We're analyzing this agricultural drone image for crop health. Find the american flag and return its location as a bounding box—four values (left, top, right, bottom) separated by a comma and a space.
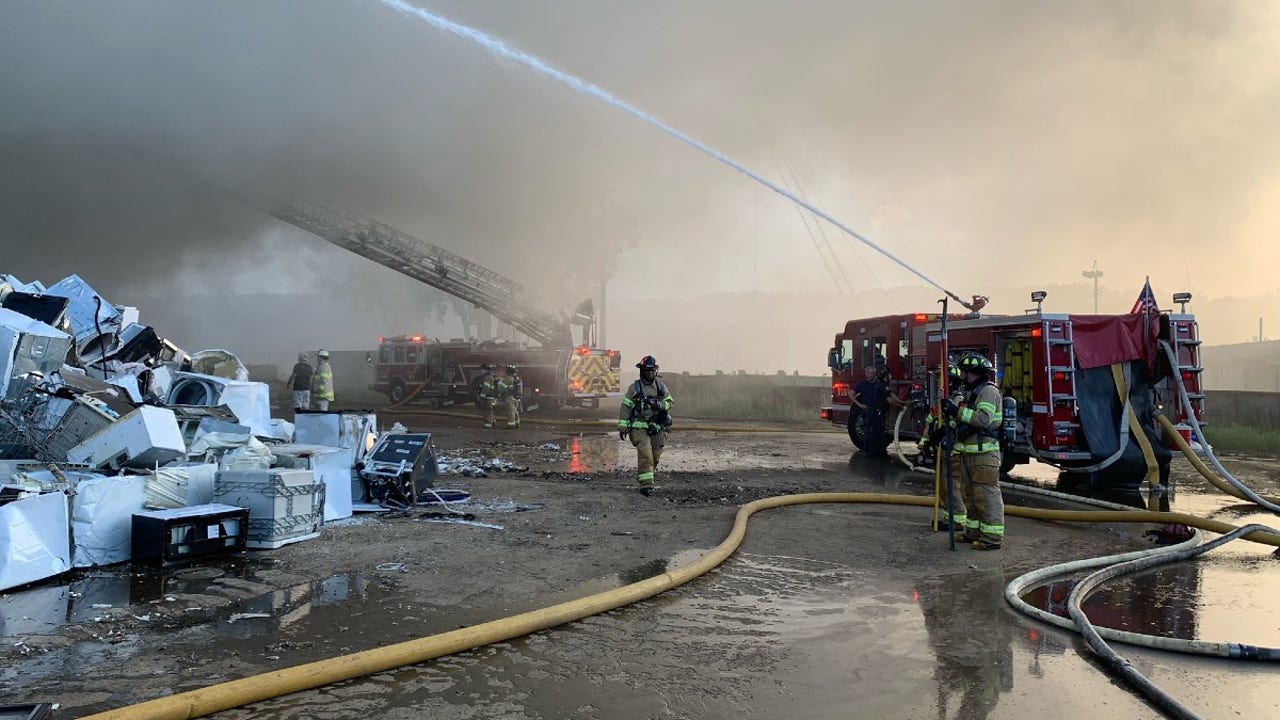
1130, 277, 1159, 314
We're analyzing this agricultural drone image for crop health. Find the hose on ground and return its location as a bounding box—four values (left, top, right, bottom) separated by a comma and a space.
81, 493, 1280, 720
1066, 522, 1280, 720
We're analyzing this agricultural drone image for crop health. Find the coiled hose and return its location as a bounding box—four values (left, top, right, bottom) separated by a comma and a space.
1066, 523, 1280, 720
78, 494, 1280, 720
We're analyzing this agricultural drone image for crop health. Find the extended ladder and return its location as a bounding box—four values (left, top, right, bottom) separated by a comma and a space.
270, 199, 578, 348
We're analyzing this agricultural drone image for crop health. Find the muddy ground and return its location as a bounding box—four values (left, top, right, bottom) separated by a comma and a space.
2, 409, 1278, 718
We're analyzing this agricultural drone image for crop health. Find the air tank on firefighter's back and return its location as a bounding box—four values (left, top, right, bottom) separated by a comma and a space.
1002, 396, 1018, 444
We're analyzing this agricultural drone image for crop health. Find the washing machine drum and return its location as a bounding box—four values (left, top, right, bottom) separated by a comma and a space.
167, 376, 224, 406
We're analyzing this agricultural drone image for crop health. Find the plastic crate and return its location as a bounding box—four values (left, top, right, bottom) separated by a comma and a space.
0, 704, 54, 720
131, 504, 249, 565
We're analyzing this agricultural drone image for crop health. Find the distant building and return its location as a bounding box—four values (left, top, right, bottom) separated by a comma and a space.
1202, 341, 1280, 391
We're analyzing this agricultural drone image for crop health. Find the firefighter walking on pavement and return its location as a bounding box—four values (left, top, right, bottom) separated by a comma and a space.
477, 365, 498, 428
500, 364, 523, 428
941, 352, 1005, 550
619, 355, 673, 494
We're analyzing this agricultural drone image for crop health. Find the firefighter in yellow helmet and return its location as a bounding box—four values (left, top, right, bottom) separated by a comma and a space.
312, 349, 335, 411
941, 353, 1004, 549
618, 355, 673, 495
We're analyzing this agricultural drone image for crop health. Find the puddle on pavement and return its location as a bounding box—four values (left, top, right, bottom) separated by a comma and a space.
557, 432, 836, 475
209, 550, 1185, 719
0, 555, 383, 641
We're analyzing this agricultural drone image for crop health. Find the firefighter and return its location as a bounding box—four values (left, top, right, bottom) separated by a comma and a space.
312, 349, 335, 412
499, 364, 523, 428
851, 366, 888, 458
919, 363, 966, 531
476, 364, 498, 428
285, 352, 313, 412
941, 353, 1005, 550
916, 363, 963, 467
618, 355, 673, 494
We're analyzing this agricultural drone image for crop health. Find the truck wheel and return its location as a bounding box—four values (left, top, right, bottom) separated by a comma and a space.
389, 380, 407, 404
847, 408, 865, 449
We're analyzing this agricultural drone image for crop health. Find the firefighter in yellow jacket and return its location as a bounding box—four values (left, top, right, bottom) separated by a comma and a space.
618, 355, 673, 494
941, 353, 1004, 550
312, 349, 335, 411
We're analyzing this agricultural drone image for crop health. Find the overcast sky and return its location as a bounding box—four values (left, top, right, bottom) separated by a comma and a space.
2, 1, 1277, 369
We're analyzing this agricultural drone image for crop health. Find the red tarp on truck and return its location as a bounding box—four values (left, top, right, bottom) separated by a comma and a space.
1069, 314, 1159, 370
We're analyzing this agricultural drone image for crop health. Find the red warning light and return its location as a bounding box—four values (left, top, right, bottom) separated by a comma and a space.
914, 313, 928, 323
411, 335, 423, 342
1031, 328, 1043, 338
1053, 372, 1066, 381
378, 336, 384, 343
1181, 371, 1193, 381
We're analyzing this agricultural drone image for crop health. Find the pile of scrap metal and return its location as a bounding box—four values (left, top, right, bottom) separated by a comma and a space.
0, 273, 396, 593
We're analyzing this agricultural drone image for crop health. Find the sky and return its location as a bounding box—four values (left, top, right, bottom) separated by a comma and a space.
1, 1, 1277, 372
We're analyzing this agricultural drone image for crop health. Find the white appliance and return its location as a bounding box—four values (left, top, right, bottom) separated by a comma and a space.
66, 405, 186, 470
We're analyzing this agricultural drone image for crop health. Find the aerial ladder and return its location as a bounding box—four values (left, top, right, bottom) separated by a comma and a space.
269, 199, 594, 349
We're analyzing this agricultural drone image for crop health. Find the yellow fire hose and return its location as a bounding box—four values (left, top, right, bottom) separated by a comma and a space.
1157, 413, 1280, 506
81, 492, 1280, 720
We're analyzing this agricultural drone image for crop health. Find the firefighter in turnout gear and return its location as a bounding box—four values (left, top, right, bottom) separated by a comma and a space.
941, 353, 1005, 550
477, 365, 498, 428
312, 349, 335, 411
619, 355, 673, 493
499, 364, 523, 428
917, 363, 963, 468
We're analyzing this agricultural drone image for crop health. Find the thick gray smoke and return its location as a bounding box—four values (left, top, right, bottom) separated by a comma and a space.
2, 1, 1276, 369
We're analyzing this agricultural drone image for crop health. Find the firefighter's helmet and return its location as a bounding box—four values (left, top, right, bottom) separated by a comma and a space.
957, 353, 993, 375
948, 363, 962, 382
317, 349, 330, 359
298, 352, 309, 362
636, 355, 659, 371
505, 364, 517, 374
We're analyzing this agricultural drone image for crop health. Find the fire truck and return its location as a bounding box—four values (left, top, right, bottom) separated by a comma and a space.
269, 199, 623, 410
821, 294, 1204, 487
373, 336, 621, 408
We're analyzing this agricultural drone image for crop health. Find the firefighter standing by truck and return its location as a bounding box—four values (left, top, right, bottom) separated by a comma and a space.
619, 356, 673, 494
499, 364, 523, 428
941, 353, 1005, 550
477, 365, 498, 428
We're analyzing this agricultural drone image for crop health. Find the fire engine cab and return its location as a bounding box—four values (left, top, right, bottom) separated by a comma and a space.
822, 294, 1204, 489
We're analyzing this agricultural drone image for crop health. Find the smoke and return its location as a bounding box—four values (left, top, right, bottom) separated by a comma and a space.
2, 1, 1277, 367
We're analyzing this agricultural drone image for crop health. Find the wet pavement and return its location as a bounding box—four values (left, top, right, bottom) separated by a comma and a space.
2, 428, 1277, 718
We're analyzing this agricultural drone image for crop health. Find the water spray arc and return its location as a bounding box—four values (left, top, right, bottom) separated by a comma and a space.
376, 0, 979, 310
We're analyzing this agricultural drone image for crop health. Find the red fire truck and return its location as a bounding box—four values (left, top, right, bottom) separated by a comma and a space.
373, 336, 621, 409
821, 299, 1203, 487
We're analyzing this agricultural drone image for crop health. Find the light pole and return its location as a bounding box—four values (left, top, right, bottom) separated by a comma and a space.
1082, 260, 1103, 314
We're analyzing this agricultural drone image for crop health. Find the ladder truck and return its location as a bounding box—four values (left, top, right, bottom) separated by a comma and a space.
270, 199, 621, 408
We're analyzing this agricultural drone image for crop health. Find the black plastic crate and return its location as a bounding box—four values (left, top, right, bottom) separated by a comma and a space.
132, 503, 249, 565
0, 704, 54, 720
